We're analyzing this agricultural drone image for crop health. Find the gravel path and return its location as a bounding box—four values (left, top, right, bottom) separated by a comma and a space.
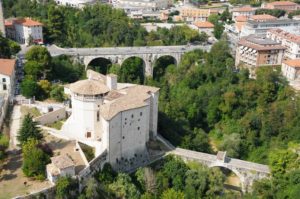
9, 105, 21, 150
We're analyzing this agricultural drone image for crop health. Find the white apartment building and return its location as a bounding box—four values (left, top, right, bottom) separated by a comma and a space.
235, 35, 285, 77
5, 18, 43, 45
282, 59, 300, 81
232, 6, 255, 20
116, 0, 171, 13
54, 0, 96, 8
0, 59, 16, 97
241, 19, 300, 37
267, 28, 300, 59
62, 70, 159, 171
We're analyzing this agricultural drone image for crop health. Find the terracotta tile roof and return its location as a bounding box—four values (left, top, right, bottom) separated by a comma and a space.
283, 59, 300, 68
236, 22, 246, 32
235, 15, 248, 22
194, 21, 214, 28
250, 14, 277, 21
269, 1, 297, 6
4, 20, 13, 27
238, 35, 286, 51
0, 59, 15, 76
100, 84, 159, 120
14, 18, 43, 27
267, 28, 300, 44
50, 154, 74, 170
232, 6, 254, 12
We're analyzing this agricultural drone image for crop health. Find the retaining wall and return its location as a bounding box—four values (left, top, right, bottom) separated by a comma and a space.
34, 108, 66, 125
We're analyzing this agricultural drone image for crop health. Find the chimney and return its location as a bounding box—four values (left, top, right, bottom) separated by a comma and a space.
106, 74, 117, 90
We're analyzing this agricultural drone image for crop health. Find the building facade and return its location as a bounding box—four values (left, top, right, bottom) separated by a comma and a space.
62, 70, 159, 171
281, 59, 300, 81
193, 21, 214, 36
0, 59, 16, 97
262, 1, 300, 12
0, 0, 5, 36
179, 8, 219, 22
241, 19, 300, 37
232, 6, 255, 20
54, 0, 96, 8
5, 18, 43, 45
267, 28, 300, 59
47, 155, 75, 183
116, 0, 172, 13
235, 35, 285, 77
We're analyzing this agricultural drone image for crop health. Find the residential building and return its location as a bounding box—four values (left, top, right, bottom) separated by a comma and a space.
282, 59, 300, 81
262, 1, 300, 12
54, 0, 96, 8
62, 70, 159, 171
235, 35, 285, 77
193, 21, 214, 36
179, 8, 219, 22
0, 0, 5, 36
267, 28, 300, 59
47, 155, 75, 183
240, 18, 300, 37
0, 59, 16, 97
232, 6, 255, 19
115, 0, 172, 13
249, 14, 277, 22
4, 18, 43, 45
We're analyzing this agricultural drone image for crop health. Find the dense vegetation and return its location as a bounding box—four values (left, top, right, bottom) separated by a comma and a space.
255, 9, 286, 18
0, 34, 20, 58
3, 0, 204, 47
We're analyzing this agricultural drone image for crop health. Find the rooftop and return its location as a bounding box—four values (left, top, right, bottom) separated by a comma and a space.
267, 28, 300, 44
283, 59, 300, 68
235, 15, 248, 22
101, 84, 159, 120
14, 18, 43, 27
250, 14, 277, 21
246, 18, 299, 25
0, 59, 16, 76
232, 6, 255, 12
268, 1, 298, 6
194, 21, 214, 28
70, 79, 110, 95
238, 35, 286, 51
50, 154, 75, 170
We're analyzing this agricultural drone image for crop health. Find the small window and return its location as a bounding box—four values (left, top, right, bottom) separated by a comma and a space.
122, 136, 125, 139
131, 114, 134, 118
86, 132, 91, 138
140, 112, 142, 116
2, 78, 6, 82
3, 85, 7, 90
97, 111, 99, 121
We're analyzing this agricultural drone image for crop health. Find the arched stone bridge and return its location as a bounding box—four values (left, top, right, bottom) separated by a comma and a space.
46, 45, 211, 76
170, 148, 270, 193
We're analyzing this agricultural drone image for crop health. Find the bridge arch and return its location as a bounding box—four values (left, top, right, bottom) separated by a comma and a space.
209, 163, 245, 192
119, 56, 145, 84
87, 57, 113, 75
153, 55, 177, 80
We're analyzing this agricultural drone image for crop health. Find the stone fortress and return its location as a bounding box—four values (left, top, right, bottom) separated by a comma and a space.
62, 70, 159, 171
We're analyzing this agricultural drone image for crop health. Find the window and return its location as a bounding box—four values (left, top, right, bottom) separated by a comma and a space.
140, 112, 142, 116
86, 132, 91, 138
131, 114, 134, 118
137, 127, 140, 130
97, 111, 99, 121
2, 78, 5, 82
3, 85, 7, 90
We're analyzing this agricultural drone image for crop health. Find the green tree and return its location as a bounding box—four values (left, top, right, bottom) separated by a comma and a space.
161, 188, 185, 199
24, 61, 43, 79
213, 23, 224, 39
50, 85, 65, 102
55, 176, 78, 199
47, 5, 65, 42
0, 134, 9, 160
109, 173, 141, 199
17, 114, 42, 145
22, 138, 50, 179
85, 178, 101, 199
20, 78, 41, 98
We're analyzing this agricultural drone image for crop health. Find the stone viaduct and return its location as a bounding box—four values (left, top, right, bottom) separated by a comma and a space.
170, 148, 270, 193
155, 135, 270, 193
46, 45, 211, 77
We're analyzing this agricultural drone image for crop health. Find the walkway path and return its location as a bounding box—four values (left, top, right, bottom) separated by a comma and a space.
9, 105, 21, 150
